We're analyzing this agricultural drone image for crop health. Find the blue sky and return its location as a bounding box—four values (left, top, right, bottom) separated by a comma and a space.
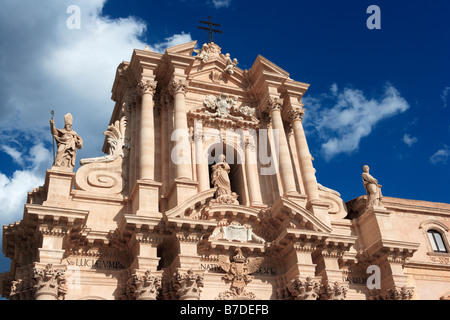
0, 0, 449, 278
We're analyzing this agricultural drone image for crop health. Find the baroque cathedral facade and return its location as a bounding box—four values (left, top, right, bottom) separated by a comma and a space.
1, 41, 449, 300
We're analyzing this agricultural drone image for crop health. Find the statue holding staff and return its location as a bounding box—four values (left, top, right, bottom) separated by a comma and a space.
50, 113, 83, 170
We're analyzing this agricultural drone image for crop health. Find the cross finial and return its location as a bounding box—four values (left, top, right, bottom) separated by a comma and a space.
198, 16, 223, 43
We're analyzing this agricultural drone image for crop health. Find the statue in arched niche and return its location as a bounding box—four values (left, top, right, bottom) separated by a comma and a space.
211, 154, 239, 205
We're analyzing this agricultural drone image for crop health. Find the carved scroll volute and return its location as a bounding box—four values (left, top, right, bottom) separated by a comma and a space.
75, 106, 131, 195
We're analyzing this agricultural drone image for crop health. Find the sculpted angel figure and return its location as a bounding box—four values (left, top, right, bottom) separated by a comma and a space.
362, 165, 383, 207
50, 113, 83, 170
224, 53, 238, 74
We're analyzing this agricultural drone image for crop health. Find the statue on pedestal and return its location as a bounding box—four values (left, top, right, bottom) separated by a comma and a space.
211, 154, 238, 204
362, 165, 383, 207
50, 113, 83, 170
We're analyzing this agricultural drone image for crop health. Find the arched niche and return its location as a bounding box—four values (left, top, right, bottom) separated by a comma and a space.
205, 141, 249, 206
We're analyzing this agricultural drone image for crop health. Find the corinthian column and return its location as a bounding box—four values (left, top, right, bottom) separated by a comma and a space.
244, 138, 263, 206
268, 97, 298, 196
289, 107, 320, 202
137, 79, 157, 181
170, 78, 193, 180
166, 78, 198, 208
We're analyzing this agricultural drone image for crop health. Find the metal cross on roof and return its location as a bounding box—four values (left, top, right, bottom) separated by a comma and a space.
198, 16, 223, 43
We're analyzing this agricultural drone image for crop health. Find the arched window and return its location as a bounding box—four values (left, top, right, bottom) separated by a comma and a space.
427, 229, 448, 253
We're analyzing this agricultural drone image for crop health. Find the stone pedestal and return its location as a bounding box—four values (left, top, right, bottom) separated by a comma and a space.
43, 167, 75, 205
167, 178, 199, 209
306, 199, 332, 229
130, 179, 162, 216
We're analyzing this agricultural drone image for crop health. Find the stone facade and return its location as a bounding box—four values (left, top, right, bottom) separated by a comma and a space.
1, 41, 449, 300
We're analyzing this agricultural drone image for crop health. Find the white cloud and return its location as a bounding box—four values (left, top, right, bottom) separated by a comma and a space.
403, 133, 417, 147
1, 146, 24, 166
303, 83, 410, 160
0, 0, 192, 224
441, 86, 450, 108
151, 32, 194, 53
430, 145, 449, 165
0, 143, 52, 226
211, 0, 231, 9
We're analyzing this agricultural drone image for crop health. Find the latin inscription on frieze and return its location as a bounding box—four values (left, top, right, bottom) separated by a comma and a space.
342, 271, 368, 285
64, 257, 124, 270
200, 263, 275, 275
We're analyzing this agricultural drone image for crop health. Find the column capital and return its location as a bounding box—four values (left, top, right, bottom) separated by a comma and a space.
171, 269, 205, 300
267, 96, 283, 112
170, 78, 188, 96
137, 79, 157, 96
32, 263, 68, 300
123, 270, 162, 300
288, 107, 305, 122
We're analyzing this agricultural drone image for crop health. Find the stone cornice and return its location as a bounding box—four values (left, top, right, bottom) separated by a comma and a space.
382, 197, 450, 217
24, 204, 89, 226
405, 260, 450, 271
362, 239, 420, 263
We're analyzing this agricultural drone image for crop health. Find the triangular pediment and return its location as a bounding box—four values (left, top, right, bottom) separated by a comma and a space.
165, 40, 198, 56
250, 55, 290, 79
271, 197, 333, 234
163, 189, 270, 244
189, 59, 248, 91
